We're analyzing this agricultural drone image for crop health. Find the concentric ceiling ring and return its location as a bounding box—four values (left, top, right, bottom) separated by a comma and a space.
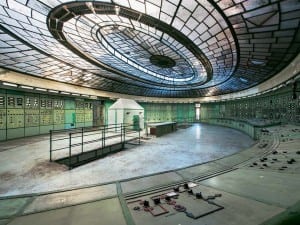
48, 2, 216, 88
95, 23, 197, 82
9, 0, 300, 97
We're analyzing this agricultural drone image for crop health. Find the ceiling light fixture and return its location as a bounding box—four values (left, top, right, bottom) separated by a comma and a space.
36, 88, 47, 91
20, 85, 33, 89
48, 90, 59, 93
2, 82, 18, 87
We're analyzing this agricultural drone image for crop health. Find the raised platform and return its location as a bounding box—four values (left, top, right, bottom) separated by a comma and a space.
50, 124, 141, 169
55, 142, 125, 169
146, 122, 177, 137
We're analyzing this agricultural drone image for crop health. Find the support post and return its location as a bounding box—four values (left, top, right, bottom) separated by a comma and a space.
146, 123, 148, 136
81, 127, 84, 153
69, 132, 72, 170
138, 124, 140, 145
49, 130, 52, 162
103, 125, 106, 147
121, 123, 125, 149
102, 128, 104, 148
121, 123, 123, 143
123, 124, 126, 144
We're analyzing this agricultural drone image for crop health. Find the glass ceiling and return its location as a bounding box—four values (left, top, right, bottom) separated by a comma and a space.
0, 0, 299, 97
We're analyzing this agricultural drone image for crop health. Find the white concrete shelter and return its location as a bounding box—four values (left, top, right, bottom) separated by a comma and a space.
108, 98, 144, 129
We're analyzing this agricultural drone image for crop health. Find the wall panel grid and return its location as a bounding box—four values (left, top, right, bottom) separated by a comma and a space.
140, 102, 196, 123
200, 83, 300, 124
0, 89, 95, 141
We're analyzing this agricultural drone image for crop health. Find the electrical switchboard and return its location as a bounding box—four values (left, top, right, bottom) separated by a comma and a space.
40, 98, 46, 108
0, 96, 4, 108
53, 110, 64, 124
76, 101, 85, 109
0, 109, 6, 129
201, 83, 300, 124
0, 95, 6, 129
75, 101, 85, 123
140, 103, 195, 122
53, 99, 64, 109
25, 96, 39, 127
0, 89, 106, 140
25, 109, 40, 127
53, 99, 64, 124
25, 96, 39, 109
7, 108, 24, 128
7, 95, 24, 109
40, 109, 53, 125
6, 95, 24, 129
84, 102, 93, 122
40, 97, 53, 125
76, 112, 85, 123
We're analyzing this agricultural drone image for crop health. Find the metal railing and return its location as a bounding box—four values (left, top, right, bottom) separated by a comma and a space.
49, 123, 141, 168
145, 116, 195, 124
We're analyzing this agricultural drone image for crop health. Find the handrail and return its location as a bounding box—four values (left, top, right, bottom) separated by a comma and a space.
49, 123, 141, 169
50, 123, 131, 133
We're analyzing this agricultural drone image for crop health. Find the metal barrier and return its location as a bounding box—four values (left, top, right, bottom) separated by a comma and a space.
145, 117, 195, 124
49, 123, 141, 169
174, 116, 195, 124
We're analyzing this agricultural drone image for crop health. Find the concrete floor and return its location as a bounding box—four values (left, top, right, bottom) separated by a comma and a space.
0, 123, 299, 225
0, 123, 254, 196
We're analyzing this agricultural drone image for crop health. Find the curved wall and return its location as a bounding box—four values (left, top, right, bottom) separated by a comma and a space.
0, 52, 299, 103
200, 81, 300, 136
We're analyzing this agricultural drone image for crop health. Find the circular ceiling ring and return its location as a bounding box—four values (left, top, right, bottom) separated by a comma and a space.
95, 24, 198, 82
47, 2, 214, 88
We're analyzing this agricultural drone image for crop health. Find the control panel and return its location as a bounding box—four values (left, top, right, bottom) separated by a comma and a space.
0, 95, 6, 129
25, 96, 39, 127
40, 97, 53, 125
6, 94, 24, 129
53, 99, 64, 124
84, 102, 93, 122
75, 101, 85, 123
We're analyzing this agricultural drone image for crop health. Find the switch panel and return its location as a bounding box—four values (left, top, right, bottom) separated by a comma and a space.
40, 109, 53, 125
7, 108, 24, 128
25, 109, 39, 127
76, 101, 85, 123
54, 109, 64, 124
0, 109, 6, 129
